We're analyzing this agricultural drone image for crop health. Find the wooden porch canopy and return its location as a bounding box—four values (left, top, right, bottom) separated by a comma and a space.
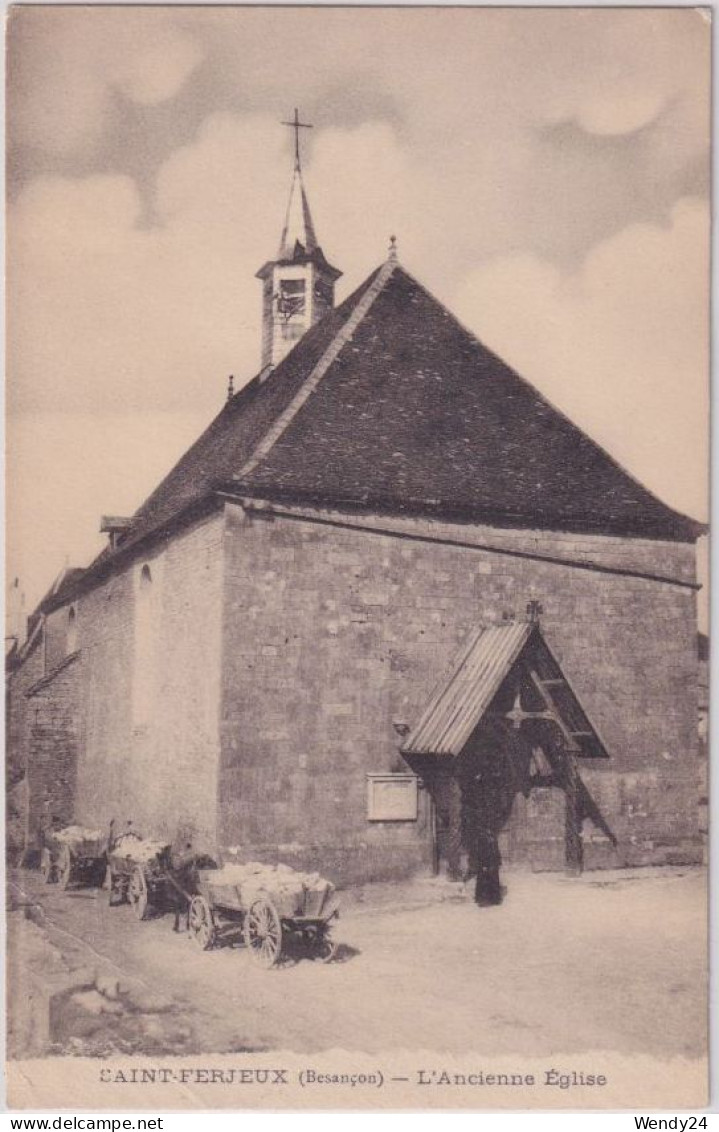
401, 622, 609, 760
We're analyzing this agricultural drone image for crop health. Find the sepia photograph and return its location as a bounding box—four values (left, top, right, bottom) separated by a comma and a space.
4, 4, 711, 1112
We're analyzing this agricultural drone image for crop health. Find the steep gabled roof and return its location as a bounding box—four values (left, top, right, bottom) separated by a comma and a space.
56, 258, 702, 606
235, 264, 700, 541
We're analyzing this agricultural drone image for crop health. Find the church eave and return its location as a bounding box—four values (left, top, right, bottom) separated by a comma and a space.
229, 480, 705, 545
38, 468, 701, 625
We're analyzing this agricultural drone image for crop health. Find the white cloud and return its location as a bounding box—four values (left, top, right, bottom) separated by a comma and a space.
7, 116, 424, 419
8, 9, 205, 155
114, 30, 205, 106
7, 411, 208, 617
310, 123, 423, 282
7, 119, 283, 417
455, 198, 709, 521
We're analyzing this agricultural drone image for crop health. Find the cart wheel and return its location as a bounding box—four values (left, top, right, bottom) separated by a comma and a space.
128, 866, 149, 920
188, 896, 215, 950
317, 929, 338, 964
58, 845, 73, 890
40, 848, 54, 884
244, 898, 283, 968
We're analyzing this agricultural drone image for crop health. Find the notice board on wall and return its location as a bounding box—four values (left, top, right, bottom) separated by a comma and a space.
366, 774, 419, 821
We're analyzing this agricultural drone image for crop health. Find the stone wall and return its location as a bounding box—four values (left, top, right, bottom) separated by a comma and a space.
218, 503, 435, 884
43, 604, 74, 675
218, 501, 700, 883
25, 655, 83, 846
6, 637, 45, 858
63, 513, 225, 850
10, 497, 700, 881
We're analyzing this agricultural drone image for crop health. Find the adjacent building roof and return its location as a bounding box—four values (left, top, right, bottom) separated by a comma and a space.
26, 567, 84, 636
25, 651, 81, 698
401, 621, 609, 759
49, 256, 702, 607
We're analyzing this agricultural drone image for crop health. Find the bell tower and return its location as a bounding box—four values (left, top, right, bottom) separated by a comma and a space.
256, 109, 342, 376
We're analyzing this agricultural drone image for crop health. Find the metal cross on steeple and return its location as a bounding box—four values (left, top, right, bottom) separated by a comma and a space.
282, 107, 313, 170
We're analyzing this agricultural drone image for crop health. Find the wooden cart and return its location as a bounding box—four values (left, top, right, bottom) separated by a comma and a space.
187, 867, 339, 968
40, 827, 107, 890
106, 834, 173, 920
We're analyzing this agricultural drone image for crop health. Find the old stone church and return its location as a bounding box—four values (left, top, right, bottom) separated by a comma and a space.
7, 130, 704, 885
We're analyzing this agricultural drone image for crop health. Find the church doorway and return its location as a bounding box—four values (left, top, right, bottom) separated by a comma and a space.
500, 787, 568, 872
426, 716, 594, 890
400, 620, 615, 892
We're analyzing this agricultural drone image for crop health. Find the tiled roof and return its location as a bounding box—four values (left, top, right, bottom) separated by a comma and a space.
55, 259, 701, 606
238, 265, 701, 541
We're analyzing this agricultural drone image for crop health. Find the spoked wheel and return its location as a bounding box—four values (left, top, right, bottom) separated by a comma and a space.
128, 866, 149, 920
244, 898, 283, 968
40, 848, 54, 884
316, 928, 338, 964
188, 895, 216, 950
57, 845, 73, 890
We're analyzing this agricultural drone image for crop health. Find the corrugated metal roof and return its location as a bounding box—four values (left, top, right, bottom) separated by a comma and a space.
401, 622, 533, 757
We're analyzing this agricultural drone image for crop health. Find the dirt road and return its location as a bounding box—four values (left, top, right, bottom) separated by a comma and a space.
8, 866, 707, 1059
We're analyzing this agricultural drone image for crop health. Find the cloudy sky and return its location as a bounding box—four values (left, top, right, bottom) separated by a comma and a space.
6, 6, 710, 623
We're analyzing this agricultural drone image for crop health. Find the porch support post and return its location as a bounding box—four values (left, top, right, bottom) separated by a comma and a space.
564, 757, 584, 876
446, 774, 464, 880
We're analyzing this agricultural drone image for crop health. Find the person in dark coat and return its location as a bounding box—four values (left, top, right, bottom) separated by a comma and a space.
473, 824, 503, 906
460, 723, 519, 906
